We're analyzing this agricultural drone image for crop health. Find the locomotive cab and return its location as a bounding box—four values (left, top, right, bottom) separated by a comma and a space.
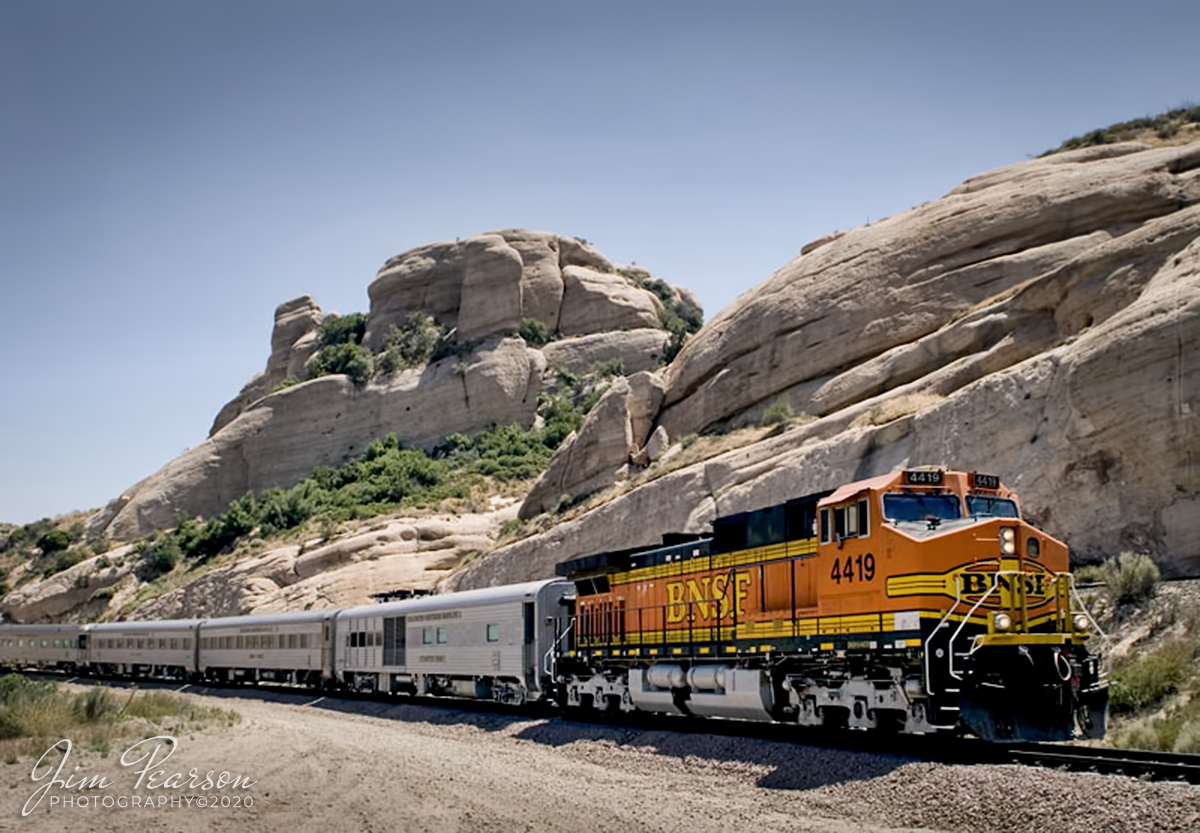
814, 468, 1108, 741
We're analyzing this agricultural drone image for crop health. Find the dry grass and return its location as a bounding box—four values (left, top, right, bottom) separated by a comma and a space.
0, 676, 240, 765
849, 392, 944, 429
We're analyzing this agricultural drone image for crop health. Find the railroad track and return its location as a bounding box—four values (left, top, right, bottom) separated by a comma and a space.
1005, 743, 1200, 783
29, 672, 1200, 784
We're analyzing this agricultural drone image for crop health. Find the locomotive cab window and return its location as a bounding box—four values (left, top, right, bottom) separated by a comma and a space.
882, 493, 963, 523
966, 495, 1019, 518
830, 499, 869, 540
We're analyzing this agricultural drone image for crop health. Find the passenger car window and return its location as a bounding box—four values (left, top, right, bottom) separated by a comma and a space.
436, 627, 448, 644
486, 624, 499, 642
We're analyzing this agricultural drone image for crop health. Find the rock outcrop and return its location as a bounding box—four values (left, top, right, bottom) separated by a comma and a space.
519, 372, 666, 518
451, 141, 1200, 588
88, 231, 697, 542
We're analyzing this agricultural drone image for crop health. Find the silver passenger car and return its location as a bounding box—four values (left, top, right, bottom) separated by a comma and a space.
0, 624, 88, 671
335, 579, 573, 703
197, 609, 334, 685
89, 620, 201, 678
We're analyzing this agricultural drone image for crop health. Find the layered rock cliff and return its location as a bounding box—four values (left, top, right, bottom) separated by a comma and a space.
87, 230, 694, 542
451, 140, 1200, 589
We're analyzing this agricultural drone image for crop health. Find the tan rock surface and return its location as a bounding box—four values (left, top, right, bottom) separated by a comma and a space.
658, 142, 1200, 439
454, 142, 1200, 586
128, 509, 510, 620
558, 265, 662, 335
519, 372, 666, 519
540, 328, 669, 376
88, 230, 682, 543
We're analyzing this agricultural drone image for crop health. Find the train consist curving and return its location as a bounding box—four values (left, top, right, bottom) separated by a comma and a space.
0, 468, 1109, 743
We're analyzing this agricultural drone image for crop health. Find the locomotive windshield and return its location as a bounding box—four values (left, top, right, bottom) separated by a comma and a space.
882, 493, 963, 522
966, 495, 1019, 518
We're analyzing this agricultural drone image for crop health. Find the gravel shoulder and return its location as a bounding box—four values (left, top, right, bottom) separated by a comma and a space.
2, 685, 1197, 833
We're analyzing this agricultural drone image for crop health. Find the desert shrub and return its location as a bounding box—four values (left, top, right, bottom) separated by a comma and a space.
1173, 720, 1200, 753
661, 327, 688, 365
1109, 639, 1196, 713
1111, 720, 1166, 751
318, 312, 366, 347
1043, 105, 1200, 155
308, 342, 374, 386
590, 358, 625, 378
258, 483, 322, 536
435, 424, 554, 482
272, 376, 301, 392
553, 365, 578, 388
378, 313, 447, 374
73, 686, 120, 723
519, 318, 549, 346
541, 396, 582, 448
641, 277, 675, 305
91, 536, 110, 555
580, 385, 608, 415
498, 518, 526, 540
124, 691, 191, 723
761, 395, 795, 426
1087, 552, 1161, 606
0, 675, 65, 740
36, 529, 73, 554
136, 535, 180, 580
42, 548, 84, 577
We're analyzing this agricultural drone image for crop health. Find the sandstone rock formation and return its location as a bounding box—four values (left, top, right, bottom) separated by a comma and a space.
3, 509, 511, 623
88, 231, 697, 542
519, 372, 666, 518
450, 141, 1200, 588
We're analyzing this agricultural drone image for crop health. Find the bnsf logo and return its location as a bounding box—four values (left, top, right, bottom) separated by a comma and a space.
665, 574, 753, 624
959, 570, 1049, 604
886, 563, 1056, 608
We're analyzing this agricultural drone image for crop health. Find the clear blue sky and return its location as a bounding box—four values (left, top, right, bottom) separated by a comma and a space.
2, 1, 1197, 525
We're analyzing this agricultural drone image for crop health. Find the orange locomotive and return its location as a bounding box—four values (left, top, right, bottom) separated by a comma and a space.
557, 468, 1109, 742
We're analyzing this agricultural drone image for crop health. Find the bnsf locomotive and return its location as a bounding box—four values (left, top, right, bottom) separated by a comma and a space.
0, 469, 1107, 743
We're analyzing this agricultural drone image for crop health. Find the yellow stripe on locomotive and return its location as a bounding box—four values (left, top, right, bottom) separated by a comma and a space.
558, 467, 1108, 742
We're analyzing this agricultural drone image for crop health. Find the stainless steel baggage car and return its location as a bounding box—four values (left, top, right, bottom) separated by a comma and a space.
89, 620, 201, 679
334, 578, 573, 703
198, 609, 334, 685
0, 624, 89, 672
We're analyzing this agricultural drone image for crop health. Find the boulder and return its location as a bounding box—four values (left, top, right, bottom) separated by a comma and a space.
558, 266, 662, 335
211, 296, 324, 434
519, 372, 665, 519
457, 235, 524, 342
540, 329, 670, 377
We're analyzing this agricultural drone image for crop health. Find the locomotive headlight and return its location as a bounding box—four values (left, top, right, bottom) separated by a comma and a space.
1000, 527, 1017, 555
1073, 614, 1090, 632
993, 612, 1014, 632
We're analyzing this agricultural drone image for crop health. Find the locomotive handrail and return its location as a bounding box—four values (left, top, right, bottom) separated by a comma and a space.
924, 571, 966, 697
544, 618, 575, 678
946, 569, 1020, 681
1066, 572, 1113, 677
